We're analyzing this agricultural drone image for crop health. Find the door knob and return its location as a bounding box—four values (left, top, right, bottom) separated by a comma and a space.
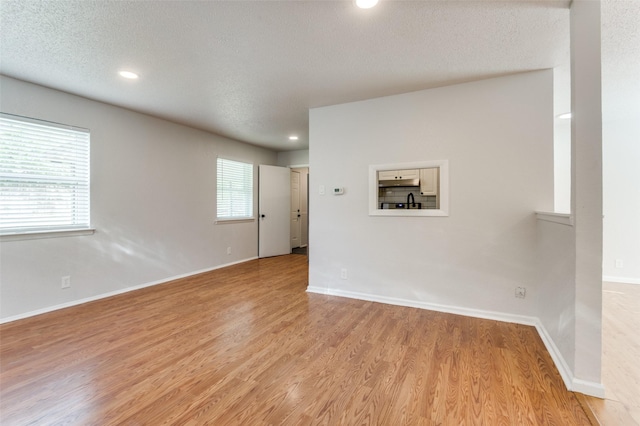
261, 214, 266, 218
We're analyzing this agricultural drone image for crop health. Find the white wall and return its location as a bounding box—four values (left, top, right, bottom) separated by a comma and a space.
570, 0, 603, 390
0, 76, 277, 321
536, 219, 576, 376
535, 0, 605, 397
309, 71, 554, 317
554, 113, 572, 213
602, 0, 640, 284
277, 149, 309, 167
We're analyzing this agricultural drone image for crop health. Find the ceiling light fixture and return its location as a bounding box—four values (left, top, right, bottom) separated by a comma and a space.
289, 135, 299, 141
356, 0, 379, 9
557, 112, 572, 119
118, 70, 139, 79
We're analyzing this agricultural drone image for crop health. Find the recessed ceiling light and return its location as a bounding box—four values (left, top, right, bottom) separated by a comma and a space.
118, 70, 139, 79
356, 0, 379, 9
289, 136, 299, 141
557, 112, 572, 119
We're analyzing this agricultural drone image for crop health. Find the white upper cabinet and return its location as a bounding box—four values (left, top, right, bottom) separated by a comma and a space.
378, 169, 419, 180
420, 168, 439, 196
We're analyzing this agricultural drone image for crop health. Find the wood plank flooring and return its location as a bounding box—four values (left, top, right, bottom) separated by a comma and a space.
1, 255, 592, 425
580, 281, 640, 426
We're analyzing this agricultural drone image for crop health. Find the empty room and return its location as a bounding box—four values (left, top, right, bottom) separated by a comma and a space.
1, 1, 638, 425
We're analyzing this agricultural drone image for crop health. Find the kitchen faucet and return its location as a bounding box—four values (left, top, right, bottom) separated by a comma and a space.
407, 192, 416, 208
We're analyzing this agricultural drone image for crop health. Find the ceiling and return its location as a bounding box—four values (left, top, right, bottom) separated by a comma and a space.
0, 0, 572, 151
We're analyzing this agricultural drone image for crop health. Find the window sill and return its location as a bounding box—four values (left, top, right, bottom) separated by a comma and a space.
0, 228, 96, 242
215, 217, 255, 224
535, 211, 573, 226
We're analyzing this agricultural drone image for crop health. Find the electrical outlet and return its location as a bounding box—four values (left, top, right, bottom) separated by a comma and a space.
340, 268, 348, 280
615, 259, 624, 268
515, 287, 526, 299
61, 276, 71, 289
227, 247, 232, 255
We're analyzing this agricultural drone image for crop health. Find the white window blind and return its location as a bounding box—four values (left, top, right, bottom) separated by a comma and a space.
0, 113, 90, 234
217, 158, 253, 220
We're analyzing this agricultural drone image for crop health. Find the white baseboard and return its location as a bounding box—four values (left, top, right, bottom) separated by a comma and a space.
572, 378, 606, 398
306, 285, 605, 398
306, 286, 329, 295
307, 287, 538, 326
534, 322, 603, 397
533, 319, 574, 392
0, 257, 258, 324
603, 275, 640, 285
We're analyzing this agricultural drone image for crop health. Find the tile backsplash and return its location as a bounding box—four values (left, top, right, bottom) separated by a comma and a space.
378, 187, 438, 209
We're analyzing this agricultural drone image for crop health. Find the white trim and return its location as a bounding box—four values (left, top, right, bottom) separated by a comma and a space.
305, 285, 606, 398
603, 275, 640, 285
307, 287, 538, 326
0, 257, 257, 324
306, 285, 329, 295
533, 319, 574, 392
535, 211, 574, 226
214, 218, 255, 224
0, 228, 95, 242
536, 318, 605, 397
572, 379, 606, 398
369, 208, 449, 217
0, 112, 89, 132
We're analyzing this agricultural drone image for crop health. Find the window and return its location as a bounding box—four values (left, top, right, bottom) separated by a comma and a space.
0, 113, 90, 235
369, 160, 450, 217
216, 158, 253, 220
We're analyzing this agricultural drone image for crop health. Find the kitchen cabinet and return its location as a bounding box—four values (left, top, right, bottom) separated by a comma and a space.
378, 169, 419, 180
420, 168, 439, 196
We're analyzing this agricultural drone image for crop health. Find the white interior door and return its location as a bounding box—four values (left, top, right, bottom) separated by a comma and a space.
290, 171, 301, 248
259, 165, 291, 258
290, 167, 309, 248
300, 169, 308, 247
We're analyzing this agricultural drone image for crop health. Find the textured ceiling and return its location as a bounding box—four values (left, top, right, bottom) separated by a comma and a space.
0, 0, 574, 151
601, 0, 640, 122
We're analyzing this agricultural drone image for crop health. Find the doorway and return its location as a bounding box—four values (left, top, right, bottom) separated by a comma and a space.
290, 167, 309, 255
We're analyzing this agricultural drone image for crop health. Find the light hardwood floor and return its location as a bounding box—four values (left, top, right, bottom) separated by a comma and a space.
579, 281, 640, 426
1, 255, 591, 425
